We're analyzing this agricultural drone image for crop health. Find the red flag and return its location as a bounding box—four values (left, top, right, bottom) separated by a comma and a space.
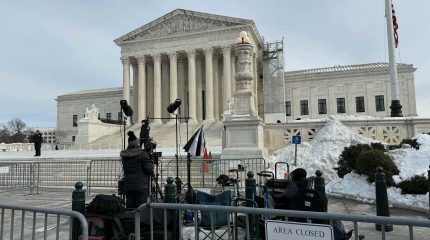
392, 3, 399, 48
203, 147, 209, 172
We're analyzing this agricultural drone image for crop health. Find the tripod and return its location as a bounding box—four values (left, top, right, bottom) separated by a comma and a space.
149, 152, 164, 201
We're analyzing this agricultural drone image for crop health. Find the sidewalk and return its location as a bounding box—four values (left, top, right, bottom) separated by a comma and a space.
0, 190, 428, 239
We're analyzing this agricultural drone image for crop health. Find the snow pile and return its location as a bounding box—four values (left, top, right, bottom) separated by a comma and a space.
390, 134, 430, 182
327, 133, 430, 212
270, 117, 375, 180
269, 117, 430, 211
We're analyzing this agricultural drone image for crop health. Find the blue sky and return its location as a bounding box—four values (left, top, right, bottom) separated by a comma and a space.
0, 0, 429, 127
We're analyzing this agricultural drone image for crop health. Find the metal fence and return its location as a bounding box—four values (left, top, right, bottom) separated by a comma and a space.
0, 203, 88, 240
159, 157, 266, 191
135, 202, 430, 240
0, 160, 121, 195
0, 157, 265, 195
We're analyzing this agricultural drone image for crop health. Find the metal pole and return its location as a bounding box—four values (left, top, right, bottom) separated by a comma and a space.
71, 182, 85, 240
375, 167, 393, 232
294, 144, 297, 166
385, 0, 402, 117
175, 108, 182, 195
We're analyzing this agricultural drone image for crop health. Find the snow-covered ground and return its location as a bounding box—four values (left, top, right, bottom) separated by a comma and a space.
270, 117, 430, 212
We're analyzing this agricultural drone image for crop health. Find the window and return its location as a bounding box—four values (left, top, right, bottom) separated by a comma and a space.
300, 100, 309, 115
72, 136, 76, 142
285, 101, 291, 116
318, 99, 327, 114
375, 95, 385, 111
356, 96, 365, 112
106, 113, 111, 120
118, 112, 123, 120
72, 115, 77, 127
337, 98, 346, 113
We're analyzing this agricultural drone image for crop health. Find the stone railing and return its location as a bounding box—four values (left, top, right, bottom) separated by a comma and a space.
264, 117, 430, 153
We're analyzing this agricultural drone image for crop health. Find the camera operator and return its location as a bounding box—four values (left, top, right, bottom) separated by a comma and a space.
120, 131, 153, 208
139, 119, 150, 148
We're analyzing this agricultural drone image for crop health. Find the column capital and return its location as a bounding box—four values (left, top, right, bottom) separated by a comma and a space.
120, 57, 130, 65
167, 51, 177, 61
131, 61, 138, 70
222, 45, 232, 54
203, 47, 213, 56
185, 49, 196, 58
136, 55, 146, 64
152, 53, 161, 62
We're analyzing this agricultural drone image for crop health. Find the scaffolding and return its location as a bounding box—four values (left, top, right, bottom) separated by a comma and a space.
262, 39, 286, 123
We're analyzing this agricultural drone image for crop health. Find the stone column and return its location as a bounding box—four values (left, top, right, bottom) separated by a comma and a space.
222, 45, 232, 112
177, 57, 186, 118
132, 62, 138, 123
186, 49, 197, 122
196, 55, 203, 121
152, 53, 162, 124
168, 51, 178, 122
121, 57, 130, 103
213, 53, 220, 120
204, 47, 215, 121
137, 56, 146, 122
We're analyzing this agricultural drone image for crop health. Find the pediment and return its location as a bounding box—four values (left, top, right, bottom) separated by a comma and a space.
115, 9, 253, 44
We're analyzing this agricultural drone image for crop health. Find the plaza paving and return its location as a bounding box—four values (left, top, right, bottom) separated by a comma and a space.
0, 190, 428, 239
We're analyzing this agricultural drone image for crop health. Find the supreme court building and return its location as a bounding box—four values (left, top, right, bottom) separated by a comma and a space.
56, 9, 418, 144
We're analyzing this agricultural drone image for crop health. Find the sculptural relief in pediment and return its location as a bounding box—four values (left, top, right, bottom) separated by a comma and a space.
126, 14, 244, 41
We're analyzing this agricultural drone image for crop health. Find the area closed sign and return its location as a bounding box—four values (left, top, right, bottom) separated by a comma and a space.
265, 220, 333, 240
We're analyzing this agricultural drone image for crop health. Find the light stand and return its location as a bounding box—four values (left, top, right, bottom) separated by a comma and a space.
120, 100, 133, 150
174, 107, 182, 195
167, 99, 183, 195
123, 116, 127, 150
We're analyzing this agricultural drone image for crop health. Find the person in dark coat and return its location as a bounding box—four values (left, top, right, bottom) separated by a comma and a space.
139, 119, 150, 148
272, 168, 308, 210
121, 131, 153, 208
33, 130, 43, 157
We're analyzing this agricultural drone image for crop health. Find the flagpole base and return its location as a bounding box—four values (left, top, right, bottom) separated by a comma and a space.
390, 100, 403, 117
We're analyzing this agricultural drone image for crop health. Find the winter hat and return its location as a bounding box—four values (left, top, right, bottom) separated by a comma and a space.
127, 131, 138, 147
291, 168, 307, 181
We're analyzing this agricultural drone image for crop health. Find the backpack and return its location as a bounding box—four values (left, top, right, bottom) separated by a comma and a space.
293, 189, 328, 224
296, 189, 327, 213
86, 194, 125, 216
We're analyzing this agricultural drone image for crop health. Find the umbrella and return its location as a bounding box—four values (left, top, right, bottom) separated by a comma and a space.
183, 126, 205, 157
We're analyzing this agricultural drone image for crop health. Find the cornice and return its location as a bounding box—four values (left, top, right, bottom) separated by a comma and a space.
119, 25, 256, 56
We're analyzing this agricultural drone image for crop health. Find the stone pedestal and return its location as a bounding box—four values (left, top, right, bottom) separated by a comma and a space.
221, 115, 267, 160
221, 32, 267, 160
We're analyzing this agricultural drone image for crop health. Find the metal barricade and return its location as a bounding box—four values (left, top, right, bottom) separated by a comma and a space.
0, 162, 38, 194
0, 203, 88, 240
88, 159, 123, 195
135, 203, 430, 240
159, 157, 266, 191
36, 160, 92, 193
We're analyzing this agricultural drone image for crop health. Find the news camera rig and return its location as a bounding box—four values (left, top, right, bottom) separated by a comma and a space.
141, 114, 164, 201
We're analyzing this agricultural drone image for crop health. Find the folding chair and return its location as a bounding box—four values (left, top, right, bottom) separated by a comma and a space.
196, 190, 233, 240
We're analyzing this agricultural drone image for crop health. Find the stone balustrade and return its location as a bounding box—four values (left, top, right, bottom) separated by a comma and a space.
264, 117, 430, 153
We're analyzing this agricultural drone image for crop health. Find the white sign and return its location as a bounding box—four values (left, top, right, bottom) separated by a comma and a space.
266, 220, 333, 240
0, 166, 10, 174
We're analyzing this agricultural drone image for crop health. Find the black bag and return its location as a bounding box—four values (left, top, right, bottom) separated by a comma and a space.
292, 189, 328, 224
86, 194, 125, 216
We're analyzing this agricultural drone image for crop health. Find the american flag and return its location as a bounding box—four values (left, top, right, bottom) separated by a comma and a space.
392, 3, 399, 48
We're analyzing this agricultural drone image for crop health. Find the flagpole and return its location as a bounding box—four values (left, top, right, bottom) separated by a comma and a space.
385, 0, 403, 117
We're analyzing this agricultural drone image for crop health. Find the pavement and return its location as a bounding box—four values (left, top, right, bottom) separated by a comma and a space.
0, 190, 428, 239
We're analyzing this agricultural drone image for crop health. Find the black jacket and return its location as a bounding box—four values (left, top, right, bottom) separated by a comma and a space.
120, 147, 153, 192
33, 133, 43, 144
